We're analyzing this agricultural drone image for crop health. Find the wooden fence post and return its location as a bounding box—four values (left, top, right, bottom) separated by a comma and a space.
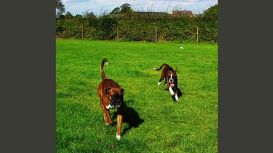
155, 26, 158, 42
81, 24, 83, 39
116, 25, 119, 40
196, 26, 199, 43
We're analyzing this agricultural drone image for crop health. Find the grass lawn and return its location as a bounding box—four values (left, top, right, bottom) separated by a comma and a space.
56, 40, 218, 153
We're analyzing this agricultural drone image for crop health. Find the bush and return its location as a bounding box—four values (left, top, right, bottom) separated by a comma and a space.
56, 5, 218, 42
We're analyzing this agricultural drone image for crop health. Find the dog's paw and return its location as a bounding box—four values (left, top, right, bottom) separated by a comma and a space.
116, 135, 121, 141
105, 121, 112, 125
175, 94, 179, 101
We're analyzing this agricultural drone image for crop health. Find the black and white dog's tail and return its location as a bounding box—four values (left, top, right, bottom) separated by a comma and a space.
153, 63, 168, 71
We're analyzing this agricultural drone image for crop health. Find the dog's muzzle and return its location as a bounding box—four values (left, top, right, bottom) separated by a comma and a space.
106, 104, 113, 109
168, 79, 175, 88
105, 104, 121, 109
106, 95, 123, 109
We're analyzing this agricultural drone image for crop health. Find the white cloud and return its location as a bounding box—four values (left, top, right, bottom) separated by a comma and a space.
62, 0, 218, 15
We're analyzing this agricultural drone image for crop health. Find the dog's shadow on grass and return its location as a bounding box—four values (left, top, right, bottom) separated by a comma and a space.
112, 100, 144, 136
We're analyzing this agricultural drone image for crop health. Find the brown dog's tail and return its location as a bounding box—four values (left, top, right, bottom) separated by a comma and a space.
153, 63, 168, 71
100, 58, 108, 80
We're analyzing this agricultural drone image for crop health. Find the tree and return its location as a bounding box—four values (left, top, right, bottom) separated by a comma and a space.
110, 7, 121, 15
83, 11, 96, 18
75, 14, 83, 18
65, 12, 73, 19
202, 4, 218, 21
120, 3, 133, 14
199, 4, 218, 42
56, 0, 65, 16
83, 11, 97, 27
98, 16, 118, 39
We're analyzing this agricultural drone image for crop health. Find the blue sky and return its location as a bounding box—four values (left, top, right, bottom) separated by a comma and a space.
62, 0, 218, 15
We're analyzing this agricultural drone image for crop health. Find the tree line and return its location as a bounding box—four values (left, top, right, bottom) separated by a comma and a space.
56, 2, 218, 42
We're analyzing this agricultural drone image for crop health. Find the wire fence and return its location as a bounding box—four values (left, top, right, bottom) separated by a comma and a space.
56, 25, 201, 42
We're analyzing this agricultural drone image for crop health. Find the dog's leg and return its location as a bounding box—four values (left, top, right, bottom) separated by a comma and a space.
158, 82, 162, 86
100, 103, 112, 125
158, 75, 164, 86
116, 114, 122, 141
106, 109, 112, 125
174, 93, 179, 101
172, 87, 179, 101
158, 78, 163, 86
100, 103, 108, 124
169, 87, 175, 96
174, 82, 179, 101
164, 78, 168, 87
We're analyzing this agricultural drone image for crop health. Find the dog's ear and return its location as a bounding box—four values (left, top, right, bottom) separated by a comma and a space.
120, 88, 124, 95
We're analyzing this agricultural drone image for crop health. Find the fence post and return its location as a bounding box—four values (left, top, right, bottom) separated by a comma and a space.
116, 25, 119, 40
81, 24, 83, 39
155, 26, 158, 42
196, 26, 199, 43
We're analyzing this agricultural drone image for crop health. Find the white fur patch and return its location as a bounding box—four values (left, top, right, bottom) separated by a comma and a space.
106, 104, 112, 109
158, 82, 161, 86
169, 87, 175, 96
116, 135, 121, 141
105, 62, 108, 65
175, 94, 179, 101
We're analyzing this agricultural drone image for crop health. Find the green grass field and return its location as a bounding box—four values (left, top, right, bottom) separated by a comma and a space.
56, 40, 218, 153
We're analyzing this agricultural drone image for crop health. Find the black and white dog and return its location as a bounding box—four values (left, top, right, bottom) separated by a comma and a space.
154, 63, 180, 101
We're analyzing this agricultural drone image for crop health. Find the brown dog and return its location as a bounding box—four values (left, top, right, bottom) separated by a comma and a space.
97, 58, 124, 140
154, 63, 179, 101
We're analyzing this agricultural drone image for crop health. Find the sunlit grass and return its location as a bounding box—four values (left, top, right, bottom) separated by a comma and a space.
56, 40, 218, 153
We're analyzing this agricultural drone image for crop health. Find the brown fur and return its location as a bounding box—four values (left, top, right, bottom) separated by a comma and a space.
155, 63, 179, 101
97, 58, 124, 140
